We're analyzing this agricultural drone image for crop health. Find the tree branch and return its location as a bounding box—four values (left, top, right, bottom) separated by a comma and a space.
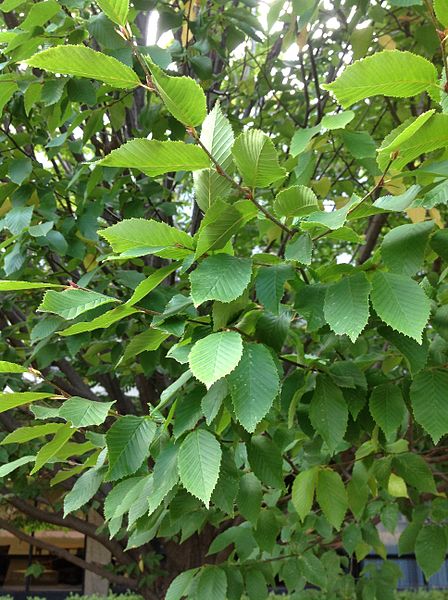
0, 517, 140, 590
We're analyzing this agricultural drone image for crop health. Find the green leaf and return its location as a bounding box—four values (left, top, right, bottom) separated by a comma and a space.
232, 130, 286, 189
59, 305, 137, 336
371, 272, 430, 343
247, 435, 283, 489
0, 455, 35, 478
0, 75, 18, 115
284, 232, 312, 264
372, 185, 422, 212
369, 384, 406, 438
148, 441, 179, 515
104, 475, 145, 521
106, 415, 156, 481
381, 221, 433, 276
434, 0, 448, 27
1, 423, 63, 444
273, 185, 319, 218
165, 569, 198, 600
377, 110, 435, 170
201, 379, 228, 426
309, 375, 348, 454
0, 392, 54, 413
321, 110, 355, 130
316, 469, 348, 530
193, 103, 234, 211
415, 525, 447, 578
25, 45, 140, 88
393, 453, 437, 494
237, 472, 263, 524
322, 50, 439, 108
63, 457, 106, 516
379, 326, 428, 375
31, 423, 74, 474
197, 566, 227, 600
38, 289, 118, 320
189, 331, 243, 388
255, 264, 294, 314
99, 217, 195, 260
227, 342, 279, 432
324, 272, 371, 342
121, 329, 169, 363
195, 200, 257, 258
306, 199, 356, 230
190, 255, 252, 306
8, 158, 32, 185
0, 280, 63, 291
95, 139, 209, 178
59, 397, 115, 427
292, 468, 318, 521
97, 0, 128, 25
381, 114, 448, 171
431, 228, 448, 261
410, 369, 448, 443
147, 59, 206, 126
125, 263, 179, 307
178, 429, 222, 507
290, 125, 321, 157
0, 360, 27, 373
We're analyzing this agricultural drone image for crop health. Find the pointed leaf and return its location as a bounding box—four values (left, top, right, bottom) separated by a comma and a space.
125, 263, 179, 307
106, 415, 156, 481
309, 375, 348, 454
371, 272, 430, 342
0, 392, 54, 413
190, 255, 252, 306
369, 384, 406, 438
95, 139, 209, 177
411, 369, 448, 443
148, 441, 179, 515
38, 288, 118, 320
195, 200, 257, 258
0, 456, 35, 478
147, 59, 206, 126
31, 423, 74, 474
323, 50, 438, 108
292, 468, 318, 521
59, 397, 115, 427
273, 185, 318, 218
25, 45, 140, 88
64, 458, 106, 516
381, 221, 433, 276
0, 280, 63, 291
193, 103, 234, 211
178, 429, 222, 507
316, 469, 348, 530
1, 423, 63, 444
255, 264, 294, 314
189, 331, 243, 388
59, 305, 137, 336
415, 526, 447, 578
97, 0, 128, 25
0, 360, 27, 373
197, 566, 227, 600
324, 272, 371, 342
99, 217, 195, 260
232, 130, 286, 189
247, 435, 283, 489
227, 342, 279, 432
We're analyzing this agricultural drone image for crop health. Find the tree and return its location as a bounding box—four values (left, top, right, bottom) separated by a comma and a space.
0, 0, 448, 597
